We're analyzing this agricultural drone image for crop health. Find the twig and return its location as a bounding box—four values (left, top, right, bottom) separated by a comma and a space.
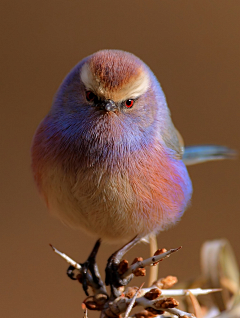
50, 244, 96, 288
124, 283, 145, 318
133, 296, 194, 317
50, 244, 81, 270
82, 303, 88, 318
122, 247, 182, 278
141, 287, 222, 297
164, 307, 195, 317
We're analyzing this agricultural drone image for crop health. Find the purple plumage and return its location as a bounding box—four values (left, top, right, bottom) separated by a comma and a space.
31, 50, 192, 241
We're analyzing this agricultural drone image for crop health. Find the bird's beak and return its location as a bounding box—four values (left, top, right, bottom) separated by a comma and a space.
105, 100, 117, 112
102, 100, 117, 112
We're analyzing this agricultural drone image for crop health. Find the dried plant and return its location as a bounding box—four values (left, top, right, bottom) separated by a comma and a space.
49, 238, 239, 318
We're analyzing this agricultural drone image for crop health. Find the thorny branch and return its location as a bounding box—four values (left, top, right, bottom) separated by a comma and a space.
50, 242, 221, 318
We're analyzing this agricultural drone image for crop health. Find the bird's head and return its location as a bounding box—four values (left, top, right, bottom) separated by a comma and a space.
51, 50, 172, 149
79, 50, 151, 114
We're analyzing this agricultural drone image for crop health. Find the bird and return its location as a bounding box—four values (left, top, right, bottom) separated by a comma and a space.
31, 50, 235, 287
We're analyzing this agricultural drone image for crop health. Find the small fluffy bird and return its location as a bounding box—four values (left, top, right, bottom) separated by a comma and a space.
31, 50, 233, 244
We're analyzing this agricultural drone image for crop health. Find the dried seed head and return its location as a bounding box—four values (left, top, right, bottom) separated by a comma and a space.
94, 293, 108, 306
117, 286, 125, 294
153, 248, 167, 265
144, 288, 162, 300
145, 307, 164, 315
118, 259, 129, 275
134, 310, 156, 318
133, 268, 146, 276
85, 301, 97, 310
104, 307, 121, 318
84, 295, 107, 311
109, 297, 129, 315
125, 286, 139, 299
131, 257, 143, 264
154, 248, 167, 256
155, 276, 178, 289
154, 297, 179, 309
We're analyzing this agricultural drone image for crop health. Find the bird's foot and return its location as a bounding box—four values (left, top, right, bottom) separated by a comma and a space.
66, 236, 140, 298
67, 239, 105, 296
105, 236, 140, 297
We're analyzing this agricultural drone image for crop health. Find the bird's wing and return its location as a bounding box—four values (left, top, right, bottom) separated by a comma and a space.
161, 117, 184, 160
161, 117, 236, 164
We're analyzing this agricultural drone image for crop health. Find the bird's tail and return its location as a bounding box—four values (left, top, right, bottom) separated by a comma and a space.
182, 145, 237, 166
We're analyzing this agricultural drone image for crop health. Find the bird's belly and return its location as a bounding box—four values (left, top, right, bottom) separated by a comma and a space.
41, 148, 192, 241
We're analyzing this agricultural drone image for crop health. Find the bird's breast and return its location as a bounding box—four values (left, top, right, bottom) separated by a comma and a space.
32, 114, 192, 241
34, 138, 192, 241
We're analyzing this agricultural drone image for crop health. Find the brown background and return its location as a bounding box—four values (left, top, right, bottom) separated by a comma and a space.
1, 1, 240, 318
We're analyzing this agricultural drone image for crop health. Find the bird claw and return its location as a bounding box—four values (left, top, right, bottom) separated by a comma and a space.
105, 236, 140, 297
66, 236, 140, 298
67, 239, 103, 296
67, 265, 78, 280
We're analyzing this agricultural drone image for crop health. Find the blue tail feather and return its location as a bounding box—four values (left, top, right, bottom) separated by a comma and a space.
182, 145, 237, 166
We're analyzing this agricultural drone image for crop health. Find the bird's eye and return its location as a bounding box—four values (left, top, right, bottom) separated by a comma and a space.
86, 91, 96, 102
125, 99, 134, 108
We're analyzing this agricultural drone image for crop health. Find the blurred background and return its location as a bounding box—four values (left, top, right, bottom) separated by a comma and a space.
1, 1, 239, 317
